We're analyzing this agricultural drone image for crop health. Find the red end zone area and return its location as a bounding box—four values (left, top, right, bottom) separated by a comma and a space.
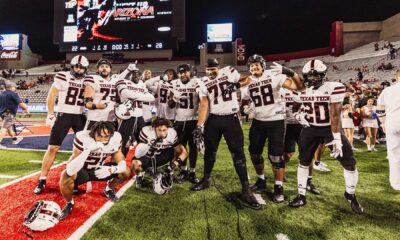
0, 164, 134, 239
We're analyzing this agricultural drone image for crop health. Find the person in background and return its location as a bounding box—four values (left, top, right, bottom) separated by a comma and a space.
0, 81, 30, 148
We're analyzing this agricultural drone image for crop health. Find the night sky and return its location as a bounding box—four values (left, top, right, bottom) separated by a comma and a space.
0, 0, 399, 60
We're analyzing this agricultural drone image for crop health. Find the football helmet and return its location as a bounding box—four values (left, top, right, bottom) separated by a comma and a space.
114, 99, 135, 120
247, 54, 266, 75
153, 172, 173, 195
23, 200, 61, 231
70, 55, 89, 78
302, 59, 327, 89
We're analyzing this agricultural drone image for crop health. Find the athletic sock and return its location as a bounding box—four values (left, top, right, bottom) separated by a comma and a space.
344, 169, 358, 194
297, 165, 309, 195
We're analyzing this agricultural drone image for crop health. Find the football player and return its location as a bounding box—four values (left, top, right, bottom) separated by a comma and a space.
281, 88, 320, 194
190, 58, 260, 209
377, 69, 400, 190
145, 69, 178, 121
34, 55, 89, 194
288, 59, 363, 214
240, 54, 304, 203
169, 64, 201, 183
116, 64, 154, 156
59, 121, 130, 220
131, 118, 188, 191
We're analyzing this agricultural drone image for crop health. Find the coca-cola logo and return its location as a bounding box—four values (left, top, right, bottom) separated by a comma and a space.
0, 51, 19, 59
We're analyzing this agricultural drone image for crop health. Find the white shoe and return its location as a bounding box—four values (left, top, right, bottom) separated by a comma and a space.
372, 148, 378, 152
12, 137, 23, 144
0, 144, 7, 149
313, 163, 331, 172
352, 147, 359, 151
319, 161, 328, 167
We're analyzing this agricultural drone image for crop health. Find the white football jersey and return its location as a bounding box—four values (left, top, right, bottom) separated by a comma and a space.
119, 80, 152, 117
241, 70, 286, 121
138, 126, 179, 150
199, 66, 240, 115
377, 83, 400, 124
73, 130, 122, 170
84, 74, 120, 122
293, 82, 345, 127
154, 80, 176, 120
52, 71, 85, 114
171, 78, 200, 121
280, 88, 299, 124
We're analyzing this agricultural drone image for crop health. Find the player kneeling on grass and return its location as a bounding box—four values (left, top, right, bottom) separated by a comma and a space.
131, 118, 188, 195
59, 121, 130, 220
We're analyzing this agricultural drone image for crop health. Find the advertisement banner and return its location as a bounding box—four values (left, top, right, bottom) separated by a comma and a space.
0, 50, 20, 60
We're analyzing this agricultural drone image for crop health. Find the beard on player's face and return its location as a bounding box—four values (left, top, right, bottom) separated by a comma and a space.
206, 68, 219, 79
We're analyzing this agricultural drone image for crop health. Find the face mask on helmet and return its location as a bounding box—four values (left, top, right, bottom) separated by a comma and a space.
247, 54, 266, 77
153, 172, 173, 195
130, 70, 141, 83
302, 60, 327, 89
70, 55, 89, 78
23, 200, 61, 231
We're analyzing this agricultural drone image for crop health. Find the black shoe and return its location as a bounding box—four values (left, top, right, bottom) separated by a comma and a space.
103, 186, 119, 202
250, 177, 266, 191
136, 175, 144, 189
240, 188, 262, 210
59, 202, 74, 220
307, 180, 321, 195
344, 192, 363, 214
188, 172, 200, 184
289, 194, 307, 208
175, 170, 189, 183
191, 178, 211, 191
273, 184, 285, 203
33, 179, 46, 194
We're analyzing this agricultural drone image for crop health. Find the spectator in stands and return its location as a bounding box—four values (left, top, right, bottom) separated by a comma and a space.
381, 80, 391, 89
374, 42, 379, 51
0, 81, 30, 148
389, 47, 397, 60
357, 69, 363, 81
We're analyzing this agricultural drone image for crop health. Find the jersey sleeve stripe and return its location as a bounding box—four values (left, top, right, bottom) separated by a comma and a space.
55, 76, 67, 81
332, 91, 346, 95
73, 142, 84, 151
333, 86, 346, 90
57, 73, 66, 78
84, 79, 95, 84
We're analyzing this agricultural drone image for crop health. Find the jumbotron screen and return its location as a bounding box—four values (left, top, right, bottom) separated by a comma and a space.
59, 0, 173, 52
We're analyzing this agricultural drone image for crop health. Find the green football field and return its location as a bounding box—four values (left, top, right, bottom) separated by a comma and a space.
1, 123, 399, 240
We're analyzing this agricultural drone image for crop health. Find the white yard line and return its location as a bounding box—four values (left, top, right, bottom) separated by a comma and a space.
0, 147, 72, 153
0, 175, 18, 179
68, 178, 136, 240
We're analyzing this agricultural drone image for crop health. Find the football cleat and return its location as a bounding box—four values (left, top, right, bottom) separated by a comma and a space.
250, 177, 267, 191
33, 179, 46, 194
103, 186, 119, 202
175, 170, 189, 183
136, 175, 144, 189
273, 184, 285, 203
344, 192, 363, 214
288, 194, 307, 208
188, 172, 200, 184
191, 178, 211, 191
239, 188, 262, 210
59, 202, 74, 220
306, 180, 321, 195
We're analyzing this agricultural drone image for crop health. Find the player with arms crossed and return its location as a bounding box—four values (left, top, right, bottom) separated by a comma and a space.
34, 55, 89, 194
289, 60, 363, 214
59, 121, 130, 220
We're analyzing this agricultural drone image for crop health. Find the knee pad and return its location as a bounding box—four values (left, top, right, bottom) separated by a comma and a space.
230, 151, 245, 167
250, 154, 264, 166
268, 155, 285, 169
